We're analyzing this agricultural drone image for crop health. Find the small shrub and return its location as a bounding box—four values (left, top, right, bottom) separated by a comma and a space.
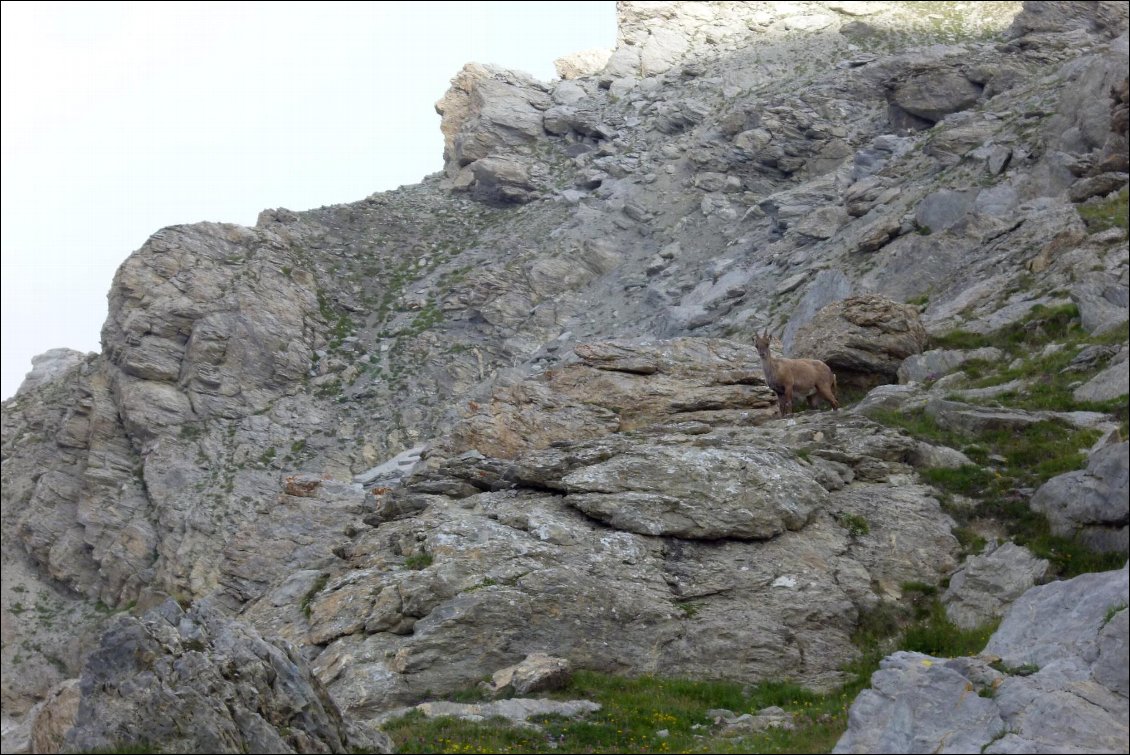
838, 513, 871, 538
405, 553, 434, 570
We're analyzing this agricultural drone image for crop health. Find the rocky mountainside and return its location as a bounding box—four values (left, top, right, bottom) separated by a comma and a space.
2, 2, 1128, 752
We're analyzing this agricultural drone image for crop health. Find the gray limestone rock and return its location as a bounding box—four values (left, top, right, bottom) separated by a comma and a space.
836, 565, 1130, 754
1073, 358, 1130, 402
5, 0, 1130, 745
16, 349, 89, 396
435, 63, 551, 175
484, 653, 572, 697
1071, 279, 1130, 335
893, 68, 983, 123
61, 599, 390, 754
1029, 441, 1129, 553
943, 542, 1050, 629
898, 347, 1004, 384
914, 189, 977, 234
380, 698, 600, 728
550, 440, 827, 540
792, 295, 928, 388
833, 651, 1007, 754
852, 384, 929, 417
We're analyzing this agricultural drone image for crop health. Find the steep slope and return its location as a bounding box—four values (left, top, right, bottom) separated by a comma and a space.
2, 1, 1128, 749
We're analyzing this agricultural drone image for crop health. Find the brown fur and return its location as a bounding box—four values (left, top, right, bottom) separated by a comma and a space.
754, 330, 839, 417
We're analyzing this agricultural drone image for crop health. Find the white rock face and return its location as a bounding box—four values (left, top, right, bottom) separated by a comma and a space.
16, 347, 87, 395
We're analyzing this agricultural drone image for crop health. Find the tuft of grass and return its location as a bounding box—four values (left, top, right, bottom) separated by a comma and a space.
1101, 602, 1127, 629
301, 573, 330, 618
1076, 186, 1129, 233
676, 601, 700, 618
838, 513, 871, 538
405, 553, 434, 570
901, 601, 998, 658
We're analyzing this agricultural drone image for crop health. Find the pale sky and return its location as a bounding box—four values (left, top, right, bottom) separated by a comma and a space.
0, 1, 616, 399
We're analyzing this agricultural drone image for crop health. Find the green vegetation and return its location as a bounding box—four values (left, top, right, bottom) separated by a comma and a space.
383, 593, 1000, 755
865, 303, 1127, 577
675, 601, 700, 619
301, 573, 330, 618
383, 672, 851, 754
405, 553, 434, 570
1102, 602, 1127, 629
838, 513, 871, 538
1076, 187, 1129, 233
870, 407, 1122, 576
929, 302, 1082, 353
990, 660, 1039, 677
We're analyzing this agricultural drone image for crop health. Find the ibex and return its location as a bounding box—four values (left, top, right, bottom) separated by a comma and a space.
754, 330, 839, 417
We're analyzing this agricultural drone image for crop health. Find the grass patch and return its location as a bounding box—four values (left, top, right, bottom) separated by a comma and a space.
384, 591, 1003, 755
384, 672, 850, 754
1102, 602, 1127, 628
901, 601, 997, 658
1076, 186, 1129, 233
405, 553, 434, 570
301, 573, 330, 618
930, 303, 1083, 352
838, 513, 871, 538
869, 407, 1123, 576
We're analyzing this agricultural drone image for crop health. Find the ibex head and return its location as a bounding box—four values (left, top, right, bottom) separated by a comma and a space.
754, 329, 773, 358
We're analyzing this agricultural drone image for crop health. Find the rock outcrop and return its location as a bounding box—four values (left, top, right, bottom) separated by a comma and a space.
3, 0, 1129, 750
59, 599, 390, 754
1030, 441, 1129, 553
792, 295, 929, 388
835, 565, 1130, 754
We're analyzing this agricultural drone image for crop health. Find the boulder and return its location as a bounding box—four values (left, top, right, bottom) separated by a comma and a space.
833, 652, 1007, 754
852, 384, 929, 417
515, 437, 827, 540
61, 599, 390, 754
835, 566, 1130, 754
1074, 359, 1130, 403
893, 68, 983, 123
484, 653, 572, 697
555, 48, 613, 80
379, 698, 600, 728
792, 295, 929, 388
1029, 441, 1129, 553
435, 63, 551, 176
28, 679, 81, 755
1068, 172, 1129, 202
1071, 278, 1129, 335
942, 542, 1050, 629
468, 155, 541, 204
898, 347, 1004, 384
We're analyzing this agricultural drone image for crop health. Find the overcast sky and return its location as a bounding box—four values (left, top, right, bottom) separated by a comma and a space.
0, 1, 616, 399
